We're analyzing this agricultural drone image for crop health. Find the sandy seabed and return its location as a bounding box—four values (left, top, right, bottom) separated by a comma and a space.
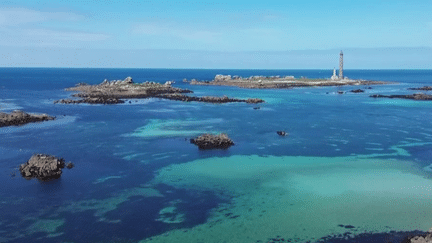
140, 152, 432, 243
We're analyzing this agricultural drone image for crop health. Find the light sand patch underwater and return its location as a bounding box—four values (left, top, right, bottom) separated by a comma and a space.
125, 118, 223, 139
142, 154, 432, 243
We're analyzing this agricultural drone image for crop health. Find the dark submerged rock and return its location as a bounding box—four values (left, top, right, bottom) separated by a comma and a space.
190, 133, 234, 150
350, 89, 365, 93
66, 162, 75, 169
19, 154, 68, 181
408, 86, 432, 91
0, 110, 55, 127
277, 131, 287, 136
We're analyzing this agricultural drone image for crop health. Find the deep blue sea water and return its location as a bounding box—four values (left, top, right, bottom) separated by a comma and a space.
1, 68, 432, 243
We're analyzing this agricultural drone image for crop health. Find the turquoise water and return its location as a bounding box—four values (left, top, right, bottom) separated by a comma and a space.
1, 68, 432, 242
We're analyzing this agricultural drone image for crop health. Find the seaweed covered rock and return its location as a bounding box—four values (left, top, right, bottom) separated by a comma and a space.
19, 154, 69, 181
0, 110, 55, 127
190, 133, 234, 150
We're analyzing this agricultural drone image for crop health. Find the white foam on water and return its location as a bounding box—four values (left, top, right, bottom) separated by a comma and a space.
124, 118, 223, 139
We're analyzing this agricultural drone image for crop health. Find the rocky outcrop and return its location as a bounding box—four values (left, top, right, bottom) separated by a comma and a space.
277, 131, 287, 136
370, 93, 432, 100
407, 230, 432, 243
408, 86, 432, 91
190, 133, 234, 149
19, 154, 71, 181
54, 97, 125, 105
55, 77, 194, 105
350, 89, 365, 93
155, 93, 265, 104
245, 98, 265, 104
0, 110, 55, 127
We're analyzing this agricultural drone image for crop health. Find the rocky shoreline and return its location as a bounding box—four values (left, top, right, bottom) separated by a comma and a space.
370, 93, 432, 101
188, 74, 389, 89
0, 110, 55, 127
56, 77, 265, 105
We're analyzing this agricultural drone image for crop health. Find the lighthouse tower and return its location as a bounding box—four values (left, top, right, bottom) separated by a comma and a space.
339, 51, 344, 80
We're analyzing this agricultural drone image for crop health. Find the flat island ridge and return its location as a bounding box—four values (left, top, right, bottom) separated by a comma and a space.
187, 74, 389, 89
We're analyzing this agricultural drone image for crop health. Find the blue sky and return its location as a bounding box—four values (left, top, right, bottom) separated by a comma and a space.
0, 0, 431, 68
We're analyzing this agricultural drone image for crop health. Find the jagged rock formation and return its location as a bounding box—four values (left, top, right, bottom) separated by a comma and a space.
0, 110, 55, 127
190, 133, 234, 150
370, 93, 432, 100
19, 154, 71, 181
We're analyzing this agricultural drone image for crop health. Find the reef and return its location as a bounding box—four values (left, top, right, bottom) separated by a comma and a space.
408, 86, 432, 91
19, 154, 72, 181
188, 74, 389, 89
370, 93, 432, 101
190, 133, 234, 150
155, 93, 264, 104
56, 77, 264, 104
0, 110, 55, 127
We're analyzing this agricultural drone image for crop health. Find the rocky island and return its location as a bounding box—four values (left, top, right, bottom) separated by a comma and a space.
188, 74, 389, 89
55, 77, 265, 105
370, 93, 432, 101
19, 154, 74, 181
0, 110, 55, 127
190, 133, 234, 150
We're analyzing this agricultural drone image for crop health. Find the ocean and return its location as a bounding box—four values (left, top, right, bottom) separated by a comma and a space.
1, 68, 432, 243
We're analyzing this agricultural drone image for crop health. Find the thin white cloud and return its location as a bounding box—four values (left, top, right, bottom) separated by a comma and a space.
0, 27, 110, 47
25, 29, 109, 42
0, 7, 84, 26
132, 23, 223, 44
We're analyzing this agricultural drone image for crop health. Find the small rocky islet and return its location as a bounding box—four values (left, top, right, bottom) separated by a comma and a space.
190, 133, 235, 150
0, 110, 55, 127
55, 77, 265, 105
19, 154, 74, 181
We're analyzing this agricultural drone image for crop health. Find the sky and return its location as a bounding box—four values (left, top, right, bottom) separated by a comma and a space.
0, 0, 431, 68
